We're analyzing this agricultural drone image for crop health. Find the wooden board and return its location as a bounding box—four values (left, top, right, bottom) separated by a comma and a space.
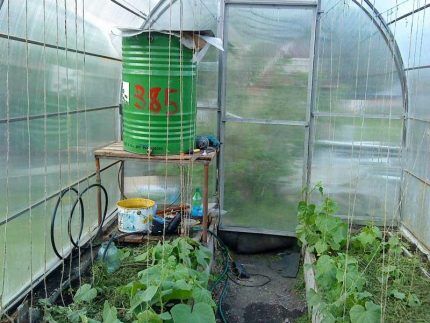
303, 248, 324, 323
94, 141, 216, 164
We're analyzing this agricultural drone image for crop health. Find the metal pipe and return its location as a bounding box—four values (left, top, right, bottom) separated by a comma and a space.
0, 105, 119, 125
312, 111, 405, 120
387, 3, 430, 25
0, 33, 122, 62
405, 65, 430, 72
223, 117, 309, 127
218, 0, 227, 223
110, 0, 147, 19
225, 0, 317, 6
304, 0, 321, 193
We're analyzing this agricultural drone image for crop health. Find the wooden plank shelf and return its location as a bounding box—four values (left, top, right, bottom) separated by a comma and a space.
94, 141, 217, 243
94, 141, 216, 164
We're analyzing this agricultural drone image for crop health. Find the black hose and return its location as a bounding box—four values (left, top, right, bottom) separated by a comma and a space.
207, 229, 272, 321
51, 187, 84, 260
218, 275, 229, 323
51, 184, 109, 260
227, 272, 271, 287
67, 183, 109, 249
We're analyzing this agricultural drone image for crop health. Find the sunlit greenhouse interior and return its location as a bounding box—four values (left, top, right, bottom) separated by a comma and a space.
0, 0, 429, 322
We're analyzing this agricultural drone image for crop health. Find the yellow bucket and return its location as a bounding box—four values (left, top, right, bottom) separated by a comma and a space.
117, 198, 156, 233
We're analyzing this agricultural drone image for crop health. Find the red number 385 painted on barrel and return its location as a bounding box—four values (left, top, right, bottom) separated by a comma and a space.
133, 84, 179, 116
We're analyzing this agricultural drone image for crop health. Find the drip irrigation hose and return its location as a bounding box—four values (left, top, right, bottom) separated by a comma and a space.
218, 276, 229, 323
51, 184, 108, 260
226, 272, 271, 287
50, 187, 84, 260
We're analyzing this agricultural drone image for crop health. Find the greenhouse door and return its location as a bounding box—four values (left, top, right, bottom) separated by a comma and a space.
220, 1, 318, 235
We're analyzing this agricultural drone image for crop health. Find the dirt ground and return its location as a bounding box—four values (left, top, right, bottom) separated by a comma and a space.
218, 251, 308, 323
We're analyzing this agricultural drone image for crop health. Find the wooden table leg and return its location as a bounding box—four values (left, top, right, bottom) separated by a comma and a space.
95, 157, 102, 226
202, 162, 209, 243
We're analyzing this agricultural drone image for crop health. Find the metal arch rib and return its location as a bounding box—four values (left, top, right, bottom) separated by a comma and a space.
141, 0, 176, 30
350, 0, 408, 225
350, 0, 408, 115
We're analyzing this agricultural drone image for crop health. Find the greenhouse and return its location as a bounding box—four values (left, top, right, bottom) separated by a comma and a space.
0, 0, 429, 322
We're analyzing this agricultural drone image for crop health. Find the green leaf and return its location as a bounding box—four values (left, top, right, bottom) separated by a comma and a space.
174, 279, 192, 291
170, 303, 215, 323
320, 311, 336, 323
192, 287, 216, 308
130, 286, 158, 311
160, 287, 193, 302
158, 312, 172, 320
388, 235, 402, 255
119, 250, 131, 261
67, 309, 87, 323
86, 319, 101, 323
135, 251, 149, 262
315, 255, 337, 290
407, 293, 421, 307
356, 291, 373, 300
330, 222, 347, 246
103, 301, 122, 323
195, 248, 210, 268
315, 240, 328, 255
134, 310, 162, 323
307, 288, 322, 307
355, 226, 382, 249
350, 301, 381, 323
389, 289, 406, 300
73, 284, 98, 303
298, 201, 308, 212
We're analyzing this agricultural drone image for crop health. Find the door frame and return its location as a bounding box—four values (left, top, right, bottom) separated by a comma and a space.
217, 0, 322, 236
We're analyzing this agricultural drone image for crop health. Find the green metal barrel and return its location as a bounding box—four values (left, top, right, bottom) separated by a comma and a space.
122, 32, 197, 155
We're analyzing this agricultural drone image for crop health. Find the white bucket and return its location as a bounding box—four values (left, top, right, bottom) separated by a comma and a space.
117, 198, 156, 233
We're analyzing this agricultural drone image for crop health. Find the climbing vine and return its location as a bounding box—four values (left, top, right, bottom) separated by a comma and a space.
297, 184, 429, 323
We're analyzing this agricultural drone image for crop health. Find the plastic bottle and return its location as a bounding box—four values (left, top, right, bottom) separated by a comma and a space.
191, 187, 203, 217
98, 241, 120, 273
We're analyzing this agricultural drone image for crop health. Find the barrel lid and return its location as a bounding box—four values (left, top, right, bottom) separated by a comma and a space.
112, 28, 223, 63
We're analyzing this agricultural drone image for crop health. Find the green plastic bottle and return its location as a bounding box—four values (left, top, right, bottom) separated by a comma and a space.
98, 242, 120, 273
191, 187, 203, 217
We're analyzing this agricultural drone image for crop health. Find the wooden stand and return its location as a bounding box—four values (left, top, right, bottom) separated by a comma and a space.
94, 142, 216, 243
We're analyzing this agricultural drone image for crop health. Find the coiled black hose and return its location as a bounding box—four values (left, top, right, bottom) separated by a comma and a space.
68, 183, 108, 249
51, 184, 108, 260
51, 187, 84, 260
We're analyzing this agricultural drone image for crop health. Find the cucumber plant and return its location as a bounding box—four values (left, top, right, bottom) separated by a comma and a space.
40, 237, 216, 323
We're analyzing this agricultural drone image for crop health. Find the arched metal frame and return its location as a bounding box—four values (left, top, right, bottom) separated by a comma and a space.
356, 0, 408, 108
350, 0, 409, 222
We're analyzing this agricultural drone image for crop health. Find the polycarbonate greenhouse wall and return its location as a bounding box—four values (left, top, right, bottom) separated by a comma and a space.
0, 0, 429, 312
